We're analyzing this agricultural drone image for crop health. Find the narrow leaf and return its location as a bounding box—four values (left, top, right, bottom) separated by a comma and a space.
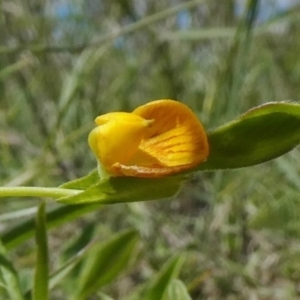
48, 240, 94, 290
144, 254, 185, 300
98, 293, 114, 300
200, 102, 300, 170
76, 229, 139, 299
167, 279, 191, 300
33, 202, 48, 300
0, 240, 24, 300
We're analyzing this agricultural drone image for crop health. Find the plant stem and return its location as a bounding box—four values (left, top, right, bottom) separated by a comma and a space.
0, 187, 81, 200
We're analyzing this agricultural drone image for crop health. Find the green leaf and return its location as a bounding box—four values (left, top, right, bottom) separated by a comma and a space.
0, 240, 24, 300
167, 279, 191, 300
76, 229, 139, 299
143, 254, 185, 300
33, 202, 48, 300
48, 238, 96, 291
199, 102, 300, 170
58, 175, 185, 205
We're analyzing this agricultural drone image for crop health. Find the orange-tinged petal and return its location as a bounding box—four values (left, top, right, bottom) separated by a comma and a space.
111, 162, 191, 178
137, 100, 208, 162
113, 100, 209, 177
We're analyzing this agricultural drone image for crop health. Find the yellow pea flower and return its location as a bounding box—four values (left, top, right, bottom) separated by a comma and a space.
88, 100, 209, 178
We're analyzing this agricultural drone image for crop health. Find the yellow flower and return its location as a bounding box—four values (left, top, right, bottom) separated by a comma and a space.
88, 100, 209, 178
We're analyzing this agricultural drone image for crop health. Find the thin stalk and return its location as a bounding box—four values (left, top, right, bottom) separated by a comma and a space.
0, 187, 81, 199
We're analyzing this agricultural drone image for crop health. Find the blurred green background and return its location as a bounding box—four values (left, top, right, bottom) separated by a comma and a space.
1, 0, 300, 299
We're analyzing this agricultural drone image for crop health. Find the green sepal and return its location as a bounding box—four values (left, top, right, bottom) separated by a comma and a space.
58, 175, 185, 205
60, 169, 99, 190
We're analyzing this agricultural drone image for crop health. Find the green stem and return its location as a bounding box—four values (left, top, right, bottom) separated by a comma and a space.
0, 187, 81, 199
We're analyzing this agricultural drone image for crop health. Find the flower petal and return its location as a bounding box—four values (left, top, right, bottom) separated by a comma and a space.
111, 162, 191, 178
88, 112, 153, 174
